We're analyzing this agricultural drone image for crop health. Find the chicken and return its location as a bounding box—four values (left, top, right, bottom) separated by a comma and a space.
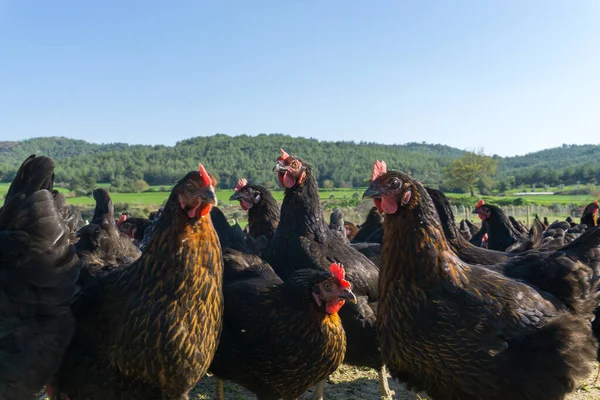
426, 188, 509, 265
343, 220, 359, 241
329, 208, 350, 243
210, 252, 355, 400
266, 149, 389, 399
458, 219, 473, 241
364, 160, 599, 400
528, 203, 597, 252
469, 219, 487, 246
351, 207, 383, 243
54, 163, 223, 399
75, 188, 141, 282
117, 214, 151, 243
462, 219, 480, 239
427, 187, 600, 344
210, 206, 267, 255
473, 200, 531, 252
138, 207, 164, 251
0, 155, 81, 400
581, 200, 599, 228
229, 178, 280, 242
509, 215, 528, 235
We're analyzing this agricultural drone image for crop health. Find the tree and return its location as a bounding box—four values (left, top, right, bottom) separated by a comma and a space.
133, 179, 149, 193
496, 180, 508, 194
444, 149, 497, 197
322, 179, 335, 188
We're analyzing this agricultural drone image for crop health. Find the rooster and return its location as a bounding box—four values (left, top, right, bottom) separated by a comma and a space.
364, 160, 599, 400
210, 254, 355, 400
229, 178, 280, 242
266, 149, 390, 400
0, 155, 81, 400
54, 163, 224, 399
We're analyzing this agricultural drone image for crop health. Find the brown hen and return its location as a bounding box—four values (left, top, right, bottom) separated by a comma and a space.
364, 160, 599, 400
54, 163, 224, 400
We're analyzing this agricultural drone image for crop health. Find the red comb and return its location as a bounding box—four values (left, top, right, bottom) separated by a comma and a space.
371, 160, 387, 182
198, 163, 212, 187
329, 263, 351, 288
117, 214, 127, 226
278, 148, 290, 161
234, 178, 248, 191
475, 199, 485, 208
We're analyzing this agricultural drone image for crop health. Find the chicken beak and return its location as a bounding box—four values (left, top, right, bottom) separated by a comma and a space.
197, 186, 217, 206
338, 288, 357, 304
229, 191, 242, 201
362, 183, 383, 199
273, 163, 287, 173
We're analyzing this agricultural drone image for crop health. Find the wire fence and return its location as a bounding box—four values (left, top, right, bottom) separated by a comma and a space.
451, 204, 583, 228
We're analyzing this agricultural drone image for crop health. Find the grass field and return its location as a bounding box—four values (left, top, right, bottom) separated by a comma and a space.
1, 182, 595, 208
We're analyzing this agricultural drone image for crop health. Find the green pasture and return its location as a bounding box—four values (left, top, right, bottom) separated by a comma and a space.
0, 182, 595, 209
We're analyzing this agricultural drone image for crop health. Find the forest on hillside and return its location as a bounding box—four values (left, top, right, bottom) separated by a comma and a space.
1, 135, 599, 192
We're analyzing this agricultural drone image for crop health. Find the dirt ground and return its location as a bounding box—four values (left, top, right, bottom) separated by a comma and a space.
192, 363, 600, 399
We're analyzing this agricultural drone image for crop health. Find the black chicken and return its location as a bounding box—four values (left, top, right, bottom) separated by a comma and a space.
0, 155, 81, 400
210, 206, 267, 255
266, 149, 389, 399
509, 215, 529, 235
473, 200, 531, 252
229, 178, 280, 242
364, 160, 599, 400
329, 208, 350, 244
426, 188, 510, 265
117, 214, 151, 243
351, 207, 383, 243
75, 188, 141, 282
210, 251, 355, 400
581, 200, 599, 228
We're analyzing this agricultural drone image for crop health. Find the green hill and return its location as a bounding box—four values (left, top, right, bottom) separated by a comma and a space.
0, 135, 598, 190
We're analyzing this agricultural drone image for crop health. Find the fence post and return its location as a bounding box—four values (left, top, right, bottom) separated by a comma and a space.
526, 205, 530, 228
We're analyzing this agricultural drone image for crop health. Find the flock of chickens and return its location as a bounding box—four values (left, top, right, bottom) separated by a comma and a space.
1, 149, 600, 400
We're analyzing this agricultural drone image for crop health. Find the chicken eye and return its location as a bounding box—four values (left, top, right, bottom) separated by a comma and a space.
186, 182, 194, 191
322, 281, 332, 291
291, 161, 299, 169
389, 178, 400, 189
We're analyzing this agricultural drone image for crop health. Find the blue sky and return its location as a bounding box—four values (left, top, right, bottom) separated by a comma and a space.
0, 1, 598, 157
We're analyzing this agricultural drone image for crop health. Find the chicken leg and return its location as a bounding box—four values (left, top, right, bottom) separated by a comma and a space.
312, 380, 326, 400
378, 365, 393, 400
216, 378, 225, 400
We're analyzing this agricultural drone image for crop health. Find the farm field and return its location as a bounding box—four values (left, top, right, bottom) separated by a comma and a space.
1, 182, 595, 208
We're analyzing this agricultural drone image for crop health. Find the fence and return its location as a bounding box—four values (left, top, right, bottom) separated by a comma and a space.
451, 204, 583, 228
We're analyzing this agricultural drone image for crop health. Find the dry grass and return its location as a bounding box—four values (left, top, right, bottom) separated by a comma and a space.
191, 363, 600, 399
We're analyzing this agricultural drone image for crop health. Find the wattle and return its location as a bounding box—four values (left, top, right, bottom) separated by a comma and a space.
326, 299, 345, 315
240, 199, 253, 211
381, 196, 398, 214
283, 172, 296, 188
